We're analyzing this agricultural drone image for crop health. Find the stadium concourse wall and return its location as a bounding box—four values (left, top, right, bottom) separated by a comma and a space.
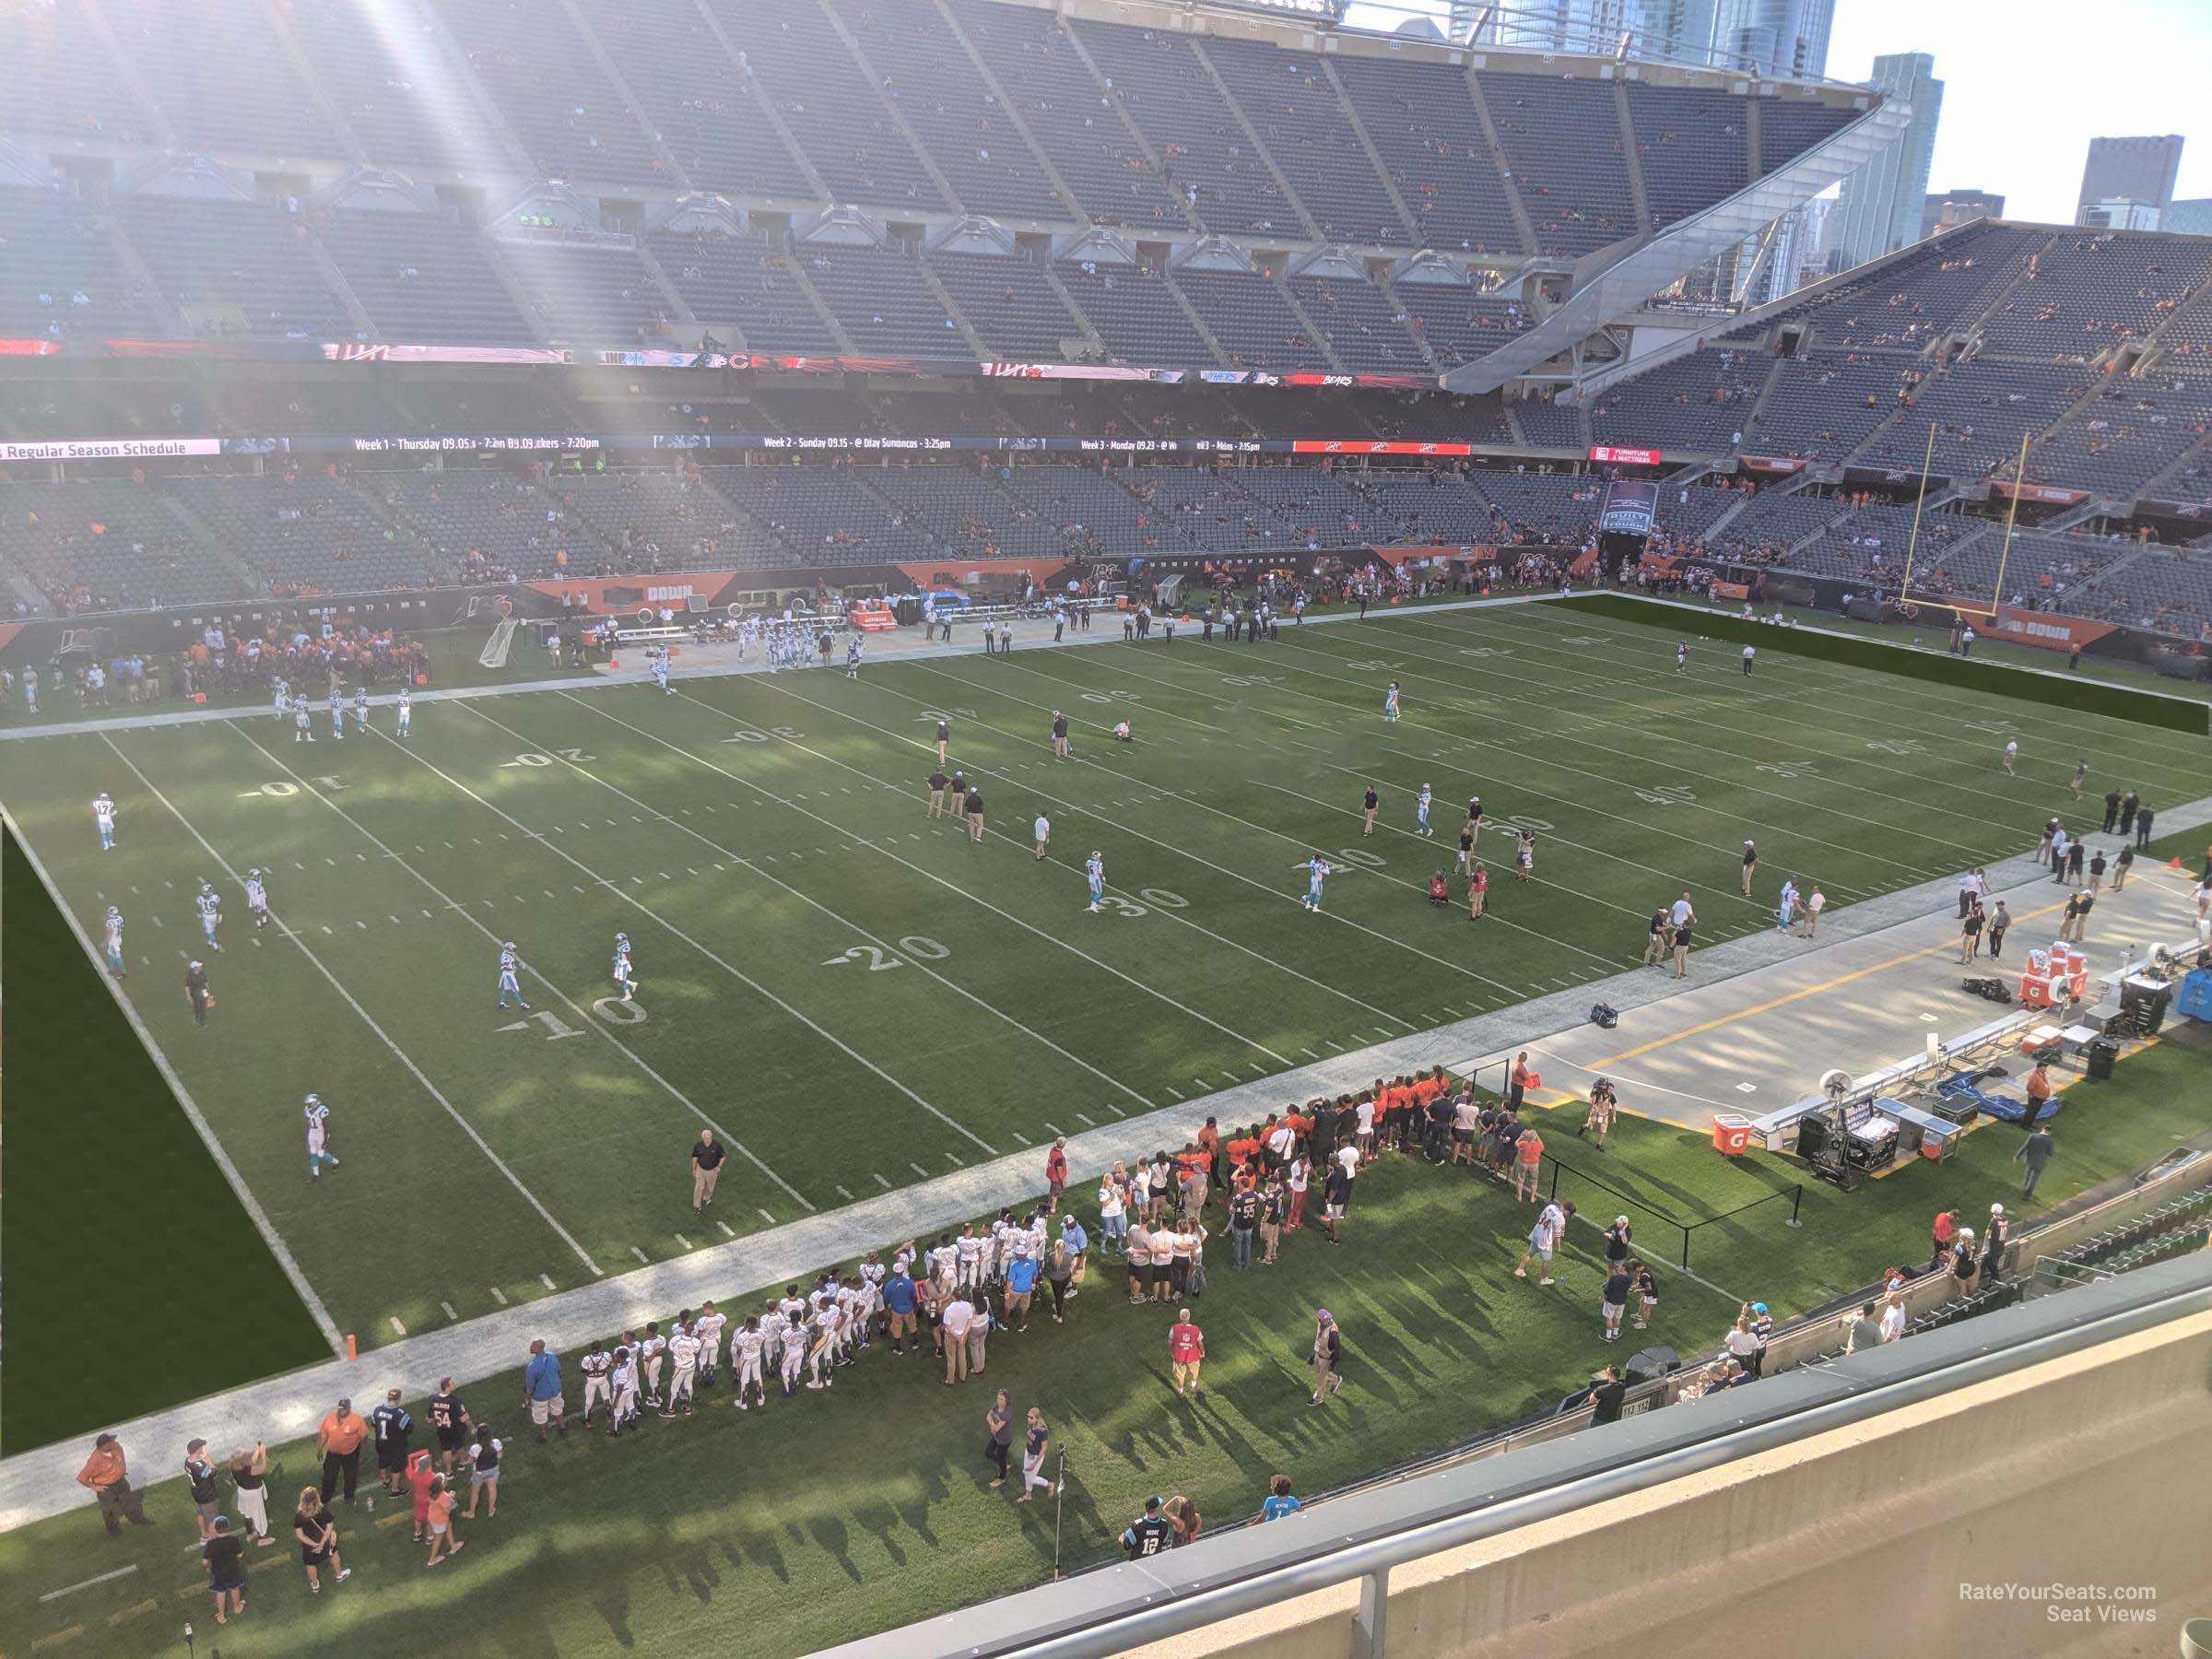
1549, 592, 2212, 736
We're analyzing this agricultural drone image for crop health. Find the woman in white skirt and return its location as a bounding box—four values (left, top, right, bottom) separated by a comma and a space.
227, 1442, 276, 1547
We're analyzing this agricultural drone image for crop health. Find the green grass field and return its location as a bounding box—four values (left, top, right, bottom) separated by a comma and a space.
6, 597, 2212, 1426
2, 1038, 2204, 1659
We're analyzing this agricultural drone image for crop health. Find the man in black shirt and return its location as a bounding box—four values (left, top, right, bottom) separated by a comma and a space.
1425, 1091, 1454, 1164
2136, 803, 2155, 849
1123, 1496, 1174, 1559
1644, 906, 1668, 966
1051, 711, 1070, 760
1361, 785, 1379, 836
428, 1378, 471, 1477
185, 1439, 221, 1540
1228, 1185, 1260, 1270
2101, 789, 2122, 833
965, 787, 985, 844
691, 1128, 726, 1214
1583, 1363, 1626, 1425
926, 770, 949, 818
371, 1389, 412, 1496
184, 959, 211, 1027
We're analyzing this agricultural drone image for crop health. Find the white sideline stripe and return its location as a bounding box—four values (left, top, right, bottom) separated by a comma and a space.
489, 1287, 509, 1306
591, 688, 1292, 1077
4, 806, 348, 1359
477, 700, 1149, 1130
39, 1563, 137, 1602
99, 735, 605, 1280
233, 724, 812, 1217
441, 1301, 459, 1321
394, 710, 994, 1170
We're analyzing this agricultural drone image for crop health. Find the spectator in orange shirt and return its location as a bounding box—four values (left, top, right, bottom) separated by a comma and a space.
317, 1399, 368, 1506
1508, 1053, 1533, 1112
75, 1433, 153, 1535
1197, 1116, 1222, 1189
1513, 1126, 1546, 1203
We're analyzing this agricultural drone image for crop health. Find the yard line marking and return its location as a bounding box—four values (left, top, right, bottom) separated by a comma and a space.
835, 1184, 854, 1200
945, 1151, 964, 1166
391, 1316, 407, 1336
388, 914, 400, 924
1043, 1121, 1066, 1135
547, 697, 1187, 1105
1325, 1040, 1345, 1052
356, 919, 368, 929
718, 1220, 736, 1237
441, 1300, 458, 1321
1300, 1047, 1321, 1058
540, 1273, 558, 1290
106, 739, 606, 1280
261, 734, 826, 1210
911, 1161, 931, 1178
1011, 1130, 1032, 1146
676, 1233, 693, 1250
1075, 1111, 1096, 1125
631, 1246, 651, 1265
686, 866, 700, 876
759, 1209, 777, 1225
489, 1287, 509, 1305
1194, 1076, 1211, 1088
1164, 1085, 1185, 1100
320, 924, 333, 935
1104, 1101, 1126, 1117
39, 1565, 137, 1604
1220, 1071, 1241, 1084
1247, 1062, 1268, 1076
873, 1172, 891, 1189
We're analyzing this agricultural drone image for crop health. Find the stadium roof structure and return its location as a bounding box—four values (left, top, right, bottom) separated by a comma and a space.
0, 0, 1896, 396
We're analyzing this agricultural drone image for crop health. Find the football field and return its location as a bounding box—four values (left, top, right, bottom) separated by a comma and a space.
6, 598, 2210, 1365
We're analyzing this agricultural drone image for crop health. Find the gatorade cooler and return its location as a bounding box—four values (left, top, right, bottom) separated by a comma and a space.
1712, 1114, 1754, 1156
2027, 948, 2051, 976
2019, 974, 2054, 1009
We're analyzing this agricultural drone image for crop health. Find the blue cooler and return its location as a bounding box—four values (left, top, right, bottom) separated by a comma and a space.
2175, 968, 2212, 1023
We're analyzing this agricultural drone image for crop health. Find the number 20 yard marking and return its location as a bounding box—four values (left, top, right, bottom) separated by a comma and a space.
823, 936, 951, 971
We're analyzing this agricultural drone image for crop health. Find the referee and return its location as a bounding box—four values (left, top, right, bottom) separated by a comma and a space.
690, 1129, 725, 1215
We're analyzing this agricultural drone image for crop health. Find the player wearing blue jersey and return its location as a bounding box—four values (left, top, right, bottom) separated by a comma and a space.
1085, 851, 1105, 913
195, 880, 223, 952
1303, 854, 1332, 912
612, 933, 638, 1002
102, 905, 126, 977
92, 791, 117, 851
498, 943, 529, 1008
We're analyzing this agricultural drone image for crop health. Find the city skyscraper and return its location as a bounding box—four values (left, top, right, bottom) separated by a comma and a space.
1474, 0, 1647, 54
1921, 190, 2006, 241
2075, 135, 2184, 227
2165, 199, 2212, 238
1829, 53, 1944, 272
1709, 0, 1833, 78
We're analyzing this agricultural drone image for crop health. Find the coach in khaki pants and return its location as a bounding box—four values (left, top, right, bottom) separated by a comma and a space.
691, 1129, 725, 1214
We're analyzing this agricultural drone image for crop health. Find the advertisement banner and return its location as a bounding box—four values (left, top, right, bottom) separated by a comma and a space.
1737, 454, 1806, 474
1989, 481, 2090, 506
1711, 579, 1752, 601
1983, 606, 2123, 653
1597, 480, 1659, 535
518, 572, 745, 614
1588, 444, 1662, 466
1290, 439, 1475, 456
896, 559, 1071, 589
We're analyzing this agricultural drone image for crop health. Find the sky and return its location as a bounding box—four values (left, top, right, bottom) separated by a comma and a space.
1342, 0, 2212, 226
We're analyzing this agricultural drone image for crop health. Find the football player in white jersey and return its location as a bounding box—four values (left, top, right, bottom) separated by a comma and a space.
327, 688, 345, 742
731, 1316, 765, 1410
606, 1346, 641, 1437
845, 636, 864, 678
102, 905, 126, 977
394, 688, 412, 738
663, 1322, 700, 1418
1416, 784, 1434, 837
611, 933, 637, 1002
639, 1322, 667, 1409
293, 697, 315, 743
303, 1095, 338, 1180
652, 646, 672, 695
579, 1340, 613, 1426
351, 686, 370, 734
1086, 851, 1105, 913
271, 675, 289, 723
805, 1301, 840, 1391
243, 867, 271, 929
194, 880, 222, 952
497, 943, 528, 1008
92, 791, 117, 852
692, 1300, 726, 1389
777, 1313, 807, 1396
1302, 853, 1333, 912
